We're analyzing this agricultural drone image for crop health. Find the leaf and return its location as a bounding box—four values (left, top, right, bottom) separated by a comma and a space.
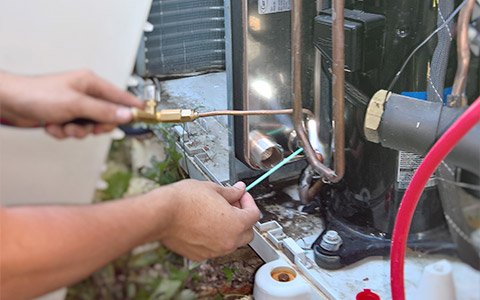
102, 172, 132, 201
169, 268, 190, 283
223, 266, 235, 283
129, 251, 159, 268
149, 278, 182, 300
127, 282, 137, 299
191, 273, 200, 282
141, 151, 185, 186
173, 289, 197, 300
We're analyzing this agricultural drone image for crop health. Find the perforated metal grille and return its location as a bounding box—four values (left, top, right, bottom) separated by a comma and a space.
143, 0, 225, 76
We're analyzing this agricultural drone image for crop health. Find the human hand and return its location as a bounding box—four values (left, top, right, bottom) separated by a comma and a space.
149, 179, 260, 261
0, 70, 143, 138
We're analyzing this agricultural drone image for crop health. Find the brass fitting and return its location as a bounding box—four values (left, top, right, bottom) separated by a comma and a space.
131, 100, 199, 123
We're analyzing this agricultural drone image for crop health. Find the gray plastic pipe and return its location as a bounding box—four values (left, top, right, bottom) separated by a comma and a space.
364, 91, 480, 175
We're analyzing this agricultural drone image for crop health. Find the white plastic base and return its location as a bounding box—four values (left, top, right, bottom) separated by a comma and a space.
253, 260, 314, 300
250, 221, 480, 300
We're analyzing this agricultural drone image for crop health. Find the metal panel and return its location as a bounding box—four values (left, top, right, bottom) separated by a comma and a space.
230, 0, 316, 170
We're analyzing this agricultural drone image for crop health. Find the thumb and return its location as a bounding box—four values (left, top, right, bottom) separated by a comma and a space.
218, 182, 246, 204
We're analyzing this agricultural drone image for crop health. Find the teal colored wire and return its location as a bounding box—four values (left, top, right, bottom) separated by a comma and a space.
246, 147, 304, 192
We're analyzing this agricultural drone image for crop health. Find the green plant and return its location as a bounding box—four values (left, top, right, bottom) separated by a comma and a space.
142, 125, 186, 185
102, 171, 132, 201
222, 266, 238, 284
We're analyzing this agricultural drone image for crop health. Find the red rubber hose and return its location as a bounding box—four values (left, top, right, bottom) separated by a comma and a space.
390, 96, 480, 300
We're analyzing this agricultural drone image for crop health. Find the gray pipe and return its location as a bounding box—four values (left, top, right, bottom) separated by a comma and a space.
364, 91, 480, 175
427, 0, 454, 103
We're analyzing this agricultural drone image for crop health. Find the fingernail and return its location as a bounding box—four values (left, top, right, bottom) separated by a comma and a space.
116, 107, 132, 123
46, 126, 60, 136
65, 127, 76, 137
233, 182, 246, 190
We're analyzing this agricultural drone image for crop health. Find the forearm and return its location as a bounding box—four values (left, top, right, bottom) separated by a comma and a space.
0, 71, 22, 122
0, 191, 172, 300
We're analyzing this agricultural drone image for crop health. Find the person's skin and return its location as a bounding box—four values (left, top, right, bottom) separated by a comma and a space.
0, 70, 261, 300
0, 69, 143, 138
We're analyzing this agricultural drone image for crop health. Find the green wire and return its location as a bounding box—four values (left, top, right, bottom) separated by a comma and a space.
246, 147, 304, 192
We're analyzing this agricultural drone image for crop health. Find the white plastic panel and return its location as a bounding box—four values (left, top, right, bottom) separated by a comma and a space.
0, 0, 152, 89
0, 0, 152, 207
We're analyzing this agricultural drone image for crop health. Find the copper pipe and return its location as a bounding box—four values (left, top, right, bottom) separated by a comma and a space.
452, 0, 475, 96
299, 165, 326, 204
332, 0, 346, 180
198, 108, 313, 118
292, 0, 344, 183
308, 179, 325, 200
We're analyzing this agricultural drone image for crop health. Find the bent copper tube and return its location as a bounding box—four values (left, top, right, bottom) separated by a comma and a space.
452, 0, 475, 96
292, 0, 345, 183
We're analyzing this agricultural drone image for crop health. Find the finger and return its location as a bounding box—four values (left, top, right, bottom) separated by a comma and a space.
230, 200, 242, 209
45, 124, 68, 139
93, 124, 117, 135
217, 182, 247, 204
237, 193, 261, 226
237, 228, 255, 247
74, 95, 133, 124
64, 123, 92, 139
77, 124, 95, 138
80, 71, 143, 108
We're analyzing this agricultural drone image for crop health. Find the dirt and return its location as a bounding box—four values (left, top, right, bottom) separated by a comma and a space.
185, 247, 263, 299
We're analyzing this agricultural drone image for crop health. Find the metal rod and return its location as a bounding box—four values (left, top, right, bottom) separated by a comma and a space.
452, 0, 475, 96
292, 0, 344, 183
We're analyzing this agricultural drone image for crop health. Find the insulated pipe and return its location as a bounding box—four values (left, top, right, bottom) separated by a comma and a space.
364, 91, 480, 175
452, 0, 476, 97
292, 0, 345, 183
390, 96, 480, 300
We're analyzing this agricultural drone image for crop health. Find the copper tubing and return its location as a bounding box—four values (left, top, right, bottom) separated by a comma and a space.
452, 0, 475, 96
331, 0, 346, 180
299, 165, 326, 203
198, 108, 313, 118
292, 0, 344, 183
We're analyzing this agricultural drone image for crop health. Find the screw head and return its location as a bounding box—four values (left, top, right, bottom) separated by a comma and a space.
320, 230, 343, 252
278, 273, 290, 282
324, 230, 340, 242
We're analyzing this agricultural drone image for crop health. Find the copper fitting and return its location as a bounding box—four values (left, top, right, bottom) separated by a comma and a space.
452, 0, 475, 97
131, 102, 199, 123
249, 130, 284, 170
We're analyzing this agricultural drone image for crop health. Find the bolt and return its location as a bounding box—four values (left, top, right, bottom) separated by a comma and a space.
396, 26, 409, 38
278, 273, 290, 282
320, 230, 343, 252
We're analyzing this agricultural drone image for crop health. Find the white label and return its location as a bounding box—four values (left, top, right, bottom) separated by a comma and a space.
258, 0, 291, 14
397, 151, 436, 189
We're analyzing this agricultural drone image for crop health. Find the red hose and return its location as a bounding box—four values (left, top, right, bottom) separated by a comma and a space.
390, 96, 480, 300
